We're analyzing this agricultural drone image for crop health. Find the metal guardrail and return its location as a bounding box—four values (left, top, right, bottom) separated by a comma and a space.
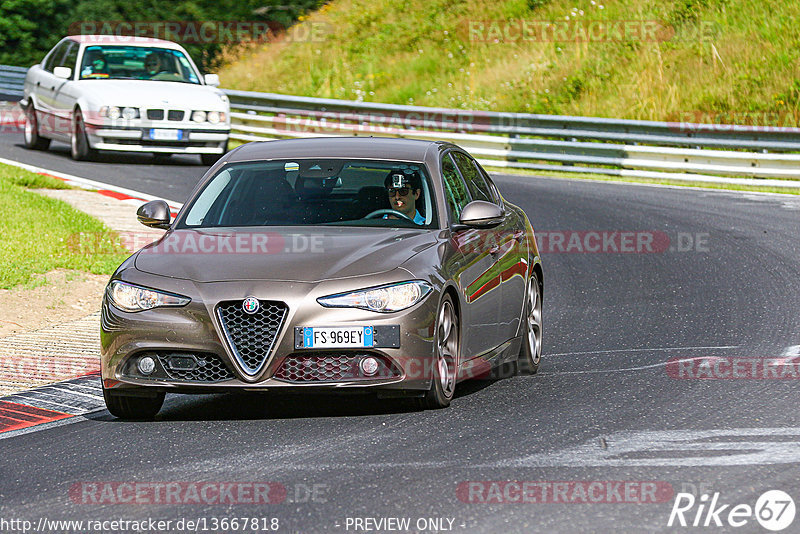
224, 89, 800, 185
2, 63, 798, 184
0, 65, 27, 101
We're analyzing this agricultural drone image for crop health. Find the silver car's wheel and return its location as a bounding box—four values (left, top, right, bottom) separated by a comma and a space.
518, 272, 542, 374
418, 294, 458, 409
23, 103, 50, 150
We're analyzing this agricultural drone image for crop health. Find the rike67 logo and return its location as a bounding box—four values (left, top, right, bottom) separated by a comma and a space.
668, 490, 795, 531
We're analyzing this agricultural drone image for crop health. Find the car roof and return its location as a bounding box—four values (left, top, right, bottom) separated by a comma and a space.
67, 35, 184, 48
227, 137, 455, 163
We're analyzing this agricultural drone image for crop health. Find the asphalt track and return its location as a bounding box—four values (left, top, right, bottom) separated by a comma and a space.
2, 133, 800, 533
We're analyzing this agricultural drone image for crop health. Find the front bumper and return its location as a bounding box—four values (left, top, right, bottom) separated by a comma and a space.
101, 272, 439, 394
86, 122, 229, 154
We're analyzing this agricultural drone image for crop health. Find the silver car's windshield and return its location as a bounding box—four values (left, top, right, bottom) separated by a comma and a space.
79, 45, 200, 84
179, 159, 438, 228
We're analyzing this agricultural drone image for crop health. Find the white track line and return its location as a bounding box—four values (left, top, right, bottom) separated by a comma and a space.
0, 156, 183, 209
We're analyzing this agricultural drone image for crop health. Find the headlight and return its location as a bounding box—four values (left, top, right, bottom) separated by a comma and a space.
107, 281, 190, 313
318, 281, 433, 313
192, 110, 207, 123
106, 106, 121, 120
121, 107, 139, 120
206, 111, 220, 124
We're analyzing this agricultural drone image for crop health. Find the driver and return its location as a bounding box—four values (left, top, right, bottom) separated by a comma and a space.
144, 53, 166, 77
384, 170, 425, 225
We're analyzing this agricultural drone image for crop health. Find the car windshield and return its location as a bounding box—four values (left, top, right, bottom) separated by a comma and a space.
180, 159, 438, 229
78, 45, 200, 83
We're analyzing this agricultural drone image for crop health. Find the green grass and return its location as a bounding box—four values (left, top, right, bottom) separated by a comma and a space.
0, 163, 129, 289
219, 0, 800, 122
2, 164, 74, 189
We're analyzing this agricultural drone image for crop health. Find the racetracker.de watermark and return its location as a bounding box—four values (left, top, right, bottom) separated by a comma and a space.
69, 482, 286, 505
666, 357, 800, 379
534, 231, 709, 254
667, 111, 800, 134
68, 20, 332, 44
464, 20, 712, 43
66, 231, 327, 255
457, 481, 674, 503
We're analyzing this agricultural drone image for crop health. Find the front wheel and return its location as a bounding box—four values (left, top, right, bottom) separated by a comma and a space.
23, 103, 50, 150
103, 385, 165, 420
417, 294, 459, 409
518, 272, 543, 374
70, 110, 97, 161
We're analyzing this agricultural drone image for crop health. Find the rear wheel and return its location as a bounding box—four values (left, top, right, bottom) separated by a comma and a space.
23, 103, 50, 150
518, 272, 543, 374
417, 294, 459, 409
70, 109, 96, 161
103, 385, 164, 420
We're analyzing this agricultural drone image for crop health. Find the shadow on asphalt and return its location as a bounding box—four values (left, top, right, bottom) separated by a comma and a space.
89, 376, 516, 422
14, 141, 207, 167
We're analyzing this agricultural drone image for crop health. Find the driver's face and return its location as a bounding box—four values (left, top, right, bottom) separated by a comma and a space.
145, 57, 160, 74
387, 187, 420, 218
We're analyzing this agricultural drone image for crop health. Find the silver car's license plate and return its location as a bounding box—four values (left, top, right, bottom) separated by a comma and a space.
301, 326, 374, 348
149, 128, 182, 141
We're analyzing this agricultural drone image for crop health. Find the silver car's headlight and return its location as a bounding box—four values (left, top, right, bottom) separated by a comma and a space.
107, 281, 190, 313
105, 106, 121, 120
206, 111, 220, 124
121, 107, 139, 120
318, 281, 433, 313
192, 110, 207, 123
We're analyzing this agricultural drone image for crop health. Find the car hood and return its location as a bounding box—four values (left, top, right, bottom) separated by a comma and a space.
133, 227, 438, 283
74, 80, 227, 110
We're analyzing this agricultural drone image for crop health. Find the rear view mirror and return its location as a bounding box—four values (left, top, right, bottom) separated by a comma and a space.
137, 200, 171, 229
458, 200, 504, 228
204, 74, 220, 86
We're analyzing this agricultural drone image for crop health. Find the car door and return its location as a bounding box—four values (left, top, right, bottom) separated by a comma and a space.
475, 159, 528, 341
451, 151, 525, 345
442, 151, 503, 360
52, 41, 80, 138
34, 40, 71, 137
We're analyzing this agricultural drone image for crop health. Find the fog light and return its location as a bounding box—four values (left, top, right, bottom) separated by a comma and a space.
359, 356, 379, 376
137, 355, 156, 375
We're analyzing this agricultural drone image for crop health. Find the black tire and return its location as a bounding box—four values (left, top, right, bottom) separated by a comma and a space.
417, 293, 459, 409
518, 272, 543, 374
23, 103, 51, 150
103, 386, 165, 420
70, 109, 97, 161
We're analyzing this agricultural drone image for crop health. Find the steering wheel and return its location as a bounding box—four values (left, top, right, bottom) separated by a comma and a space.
363, 209, 415, 222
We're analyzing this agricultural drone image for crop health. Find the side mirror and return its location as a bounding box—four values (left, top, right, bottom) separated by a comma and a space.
137, 200, 171, 229
53, 66, 72, 80
204, 74, 220, 87
458, 200, 504, 228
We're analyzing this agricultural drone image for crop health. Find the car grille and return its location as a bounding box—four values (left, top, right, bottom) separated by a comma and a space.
146, 109, 164, 120
217, 300, 288, 376
145, 109, 185, 121
157, 353, 234, 382
274, 353, 400, 382
168, 110, 185, 121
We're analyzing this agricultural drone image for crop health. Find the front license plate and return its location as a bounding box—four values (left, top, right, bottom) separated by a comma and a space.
302, 326, 374, 348
149, 128, 182, 141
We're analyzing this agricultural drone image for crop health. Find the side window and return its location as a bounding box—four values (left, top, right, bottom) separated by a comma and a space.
452, 152, 492, 203
59, 42, 78, 73
441, 153, 471, 222
476, 162, 502, 206
43, 41, 69, 73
